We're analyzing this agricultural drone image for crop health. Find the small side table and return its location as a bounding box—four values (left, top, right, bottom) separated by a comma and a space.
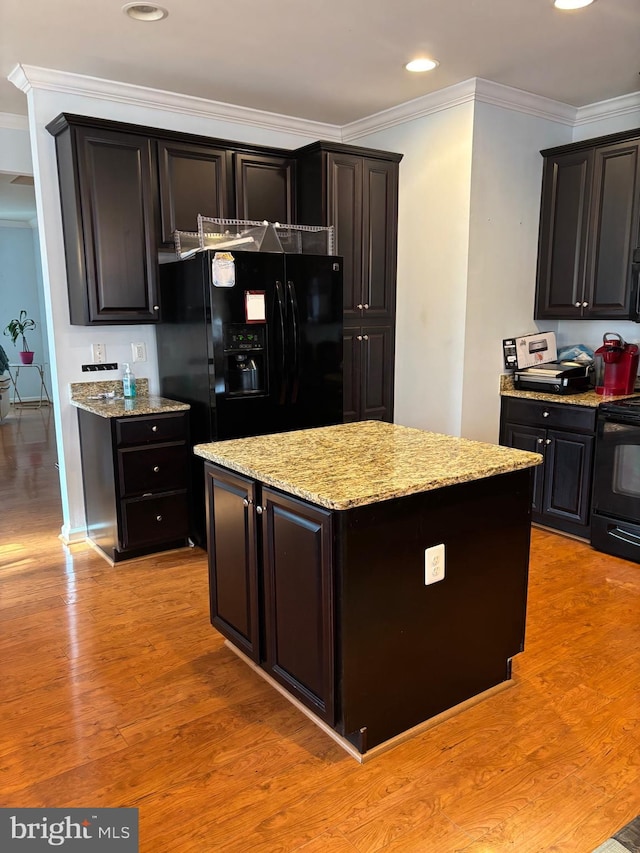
8, 363, 52, 408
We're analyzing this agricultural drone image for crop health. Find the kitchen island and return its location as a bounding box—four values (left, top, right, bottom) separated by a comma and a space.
195, 421, 542, 759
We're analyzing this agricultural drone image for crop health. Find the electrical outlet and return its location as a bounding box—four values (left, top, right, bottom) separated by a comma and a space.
424, 544, 445, 585
131, 342, 147, 363
91, 343, 106, 364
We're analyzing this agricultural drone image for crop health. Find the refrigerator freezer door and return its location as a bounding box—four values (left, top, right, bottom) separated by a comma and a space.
283, 254, 343, 430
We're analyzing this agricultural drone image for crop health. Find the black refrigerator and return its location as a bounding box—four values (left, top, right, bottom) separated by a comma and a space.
156, 249, 343, 545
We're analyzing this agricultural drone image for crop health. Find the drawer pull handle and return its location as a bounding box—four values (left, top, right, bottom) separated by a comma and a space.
151, 425, 158, 432
153, 466, 160, 473
542, 411, 550, 418
156, 515, 163, 522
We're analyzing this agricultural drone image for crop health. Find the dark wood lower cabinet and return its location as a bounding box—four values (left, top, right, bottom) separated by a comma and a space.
77, 409, 190, 561
204, 461, 533, 754
261, 488, 334, 723
343, 325, 394, 422
500, 396, 596, 538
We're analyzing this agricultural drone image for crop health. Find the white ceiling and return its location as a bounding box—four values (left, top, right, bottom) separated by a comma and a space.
1, 0, 639, 221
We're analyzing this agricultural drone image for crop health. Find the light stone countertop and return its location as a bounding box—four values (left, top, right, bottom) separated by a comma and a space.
499, 374, 640, 407
70, 379, 189, 418
194, 421, 542, 510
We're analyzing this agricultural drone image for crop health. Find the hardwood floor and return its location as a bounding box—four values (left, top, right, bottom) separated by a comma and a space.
1, 406, 639, 852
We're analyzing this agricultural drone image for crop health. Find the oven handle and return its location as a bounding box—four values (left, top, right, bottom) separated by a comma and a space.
608, 526, 640, 547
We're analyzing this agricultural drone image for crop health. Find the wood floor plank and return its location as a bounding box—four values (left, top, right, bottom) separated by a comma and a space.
1, 408, 640, 853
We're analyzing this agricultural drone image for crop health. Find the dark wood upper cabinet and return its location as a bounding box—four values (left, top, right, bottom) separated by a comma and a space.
296, 142, 401, 324
296, 142, 401, 424
156, 140, 232, 245
48, 116, 160, 325
234, 152, 296, 223
535, 128, 640, 321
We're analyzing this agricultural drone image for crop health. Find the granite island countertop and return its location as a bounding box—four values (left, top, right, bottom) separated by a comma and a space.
194, 421, 542, 510
70, 379, 189, 418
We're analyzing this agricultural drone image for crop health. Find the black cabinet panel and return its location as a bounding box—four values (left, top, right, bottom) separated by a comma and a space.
157, 140, 232, 244
77, 408, 190, 561
296, 142, 401, 423
343, 325, 394, 423
50, 119, 160, 325
205, 466, 259, 661
503, 422, 545, 515
535, 129, 640, 321
121, 491, 188, 549
117, 442, 189, 497
262, 489, 334, 721
500, 397, 595, 537
543, 430, 594, 527
234, 152, 295, 223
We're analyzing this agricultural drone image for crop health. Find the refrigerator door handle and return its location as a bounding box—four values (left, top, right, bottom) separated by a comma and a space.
275, 280, 288, 404
286, 280, 301, 403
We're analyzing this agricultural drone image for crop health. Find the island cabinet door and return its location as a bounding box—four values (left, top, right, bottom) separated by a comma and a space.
260, 488, 335, 724
205, 465, 260, 662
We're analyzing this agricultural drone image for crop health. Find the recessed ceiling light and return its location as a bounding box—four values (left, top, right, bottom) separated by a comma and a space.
122, 3, 169, 21
554, 0, 595, 9
405, 58, 439, 73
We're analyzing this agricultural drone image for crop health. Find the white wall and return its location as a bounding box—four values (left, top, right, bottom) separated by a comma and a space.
462, 102, 572, 441
355, 103, 475, 436
356, 100, 572, 442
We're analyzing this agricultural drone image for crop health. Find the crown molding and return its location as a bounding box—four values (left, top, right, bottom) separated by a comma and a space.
9, 64, 342, 142
342, 79, 478, 141
574, 89, 640, 127
8, 63, 637, 146
342, 77, 576, 141
0, 111, 29, 131
473, 78, 576, 125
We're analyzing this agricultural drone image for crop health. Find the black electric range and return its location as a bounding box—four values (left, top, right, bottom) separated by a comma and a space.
598, 396, 640, 423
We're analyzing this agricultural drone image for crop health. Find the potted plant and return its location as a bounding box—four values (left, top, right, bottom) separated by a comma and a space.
3, 310, 36, 364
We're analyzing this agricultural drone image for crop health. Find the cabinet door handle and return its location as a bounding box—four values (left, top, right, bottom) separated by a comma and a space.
256, 505, 266, 514
363, 303, 369, 309
545, 438, 552, 445
151, 425, 158, 432
357, 335, 363, 341
153, 466, 160, 473
156, 514, 163, 522
582, 301, 589, 308
363, 334, 369, 341
574, 302, 581, 308
242, 498, 253, 507
537, 438, 544, 445
542, 411, 550, 418
357, 303, 363, 310
153, 305, 159, 311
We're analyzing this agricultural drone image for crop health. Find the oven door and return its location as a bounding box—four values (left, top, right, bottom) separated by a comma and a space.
592, 416, 640, 523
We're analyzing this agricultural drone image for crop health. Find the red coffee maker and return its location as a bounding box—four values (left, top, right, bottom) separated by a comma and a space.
594, 332, 639, 395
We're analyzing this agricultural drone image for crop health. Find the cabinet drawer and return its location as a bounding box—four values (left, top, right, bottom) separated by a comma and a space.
116, 412, 187, 446
121, 491, 188, 549
117, 442, 188, 496
502, 397, 596, 433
